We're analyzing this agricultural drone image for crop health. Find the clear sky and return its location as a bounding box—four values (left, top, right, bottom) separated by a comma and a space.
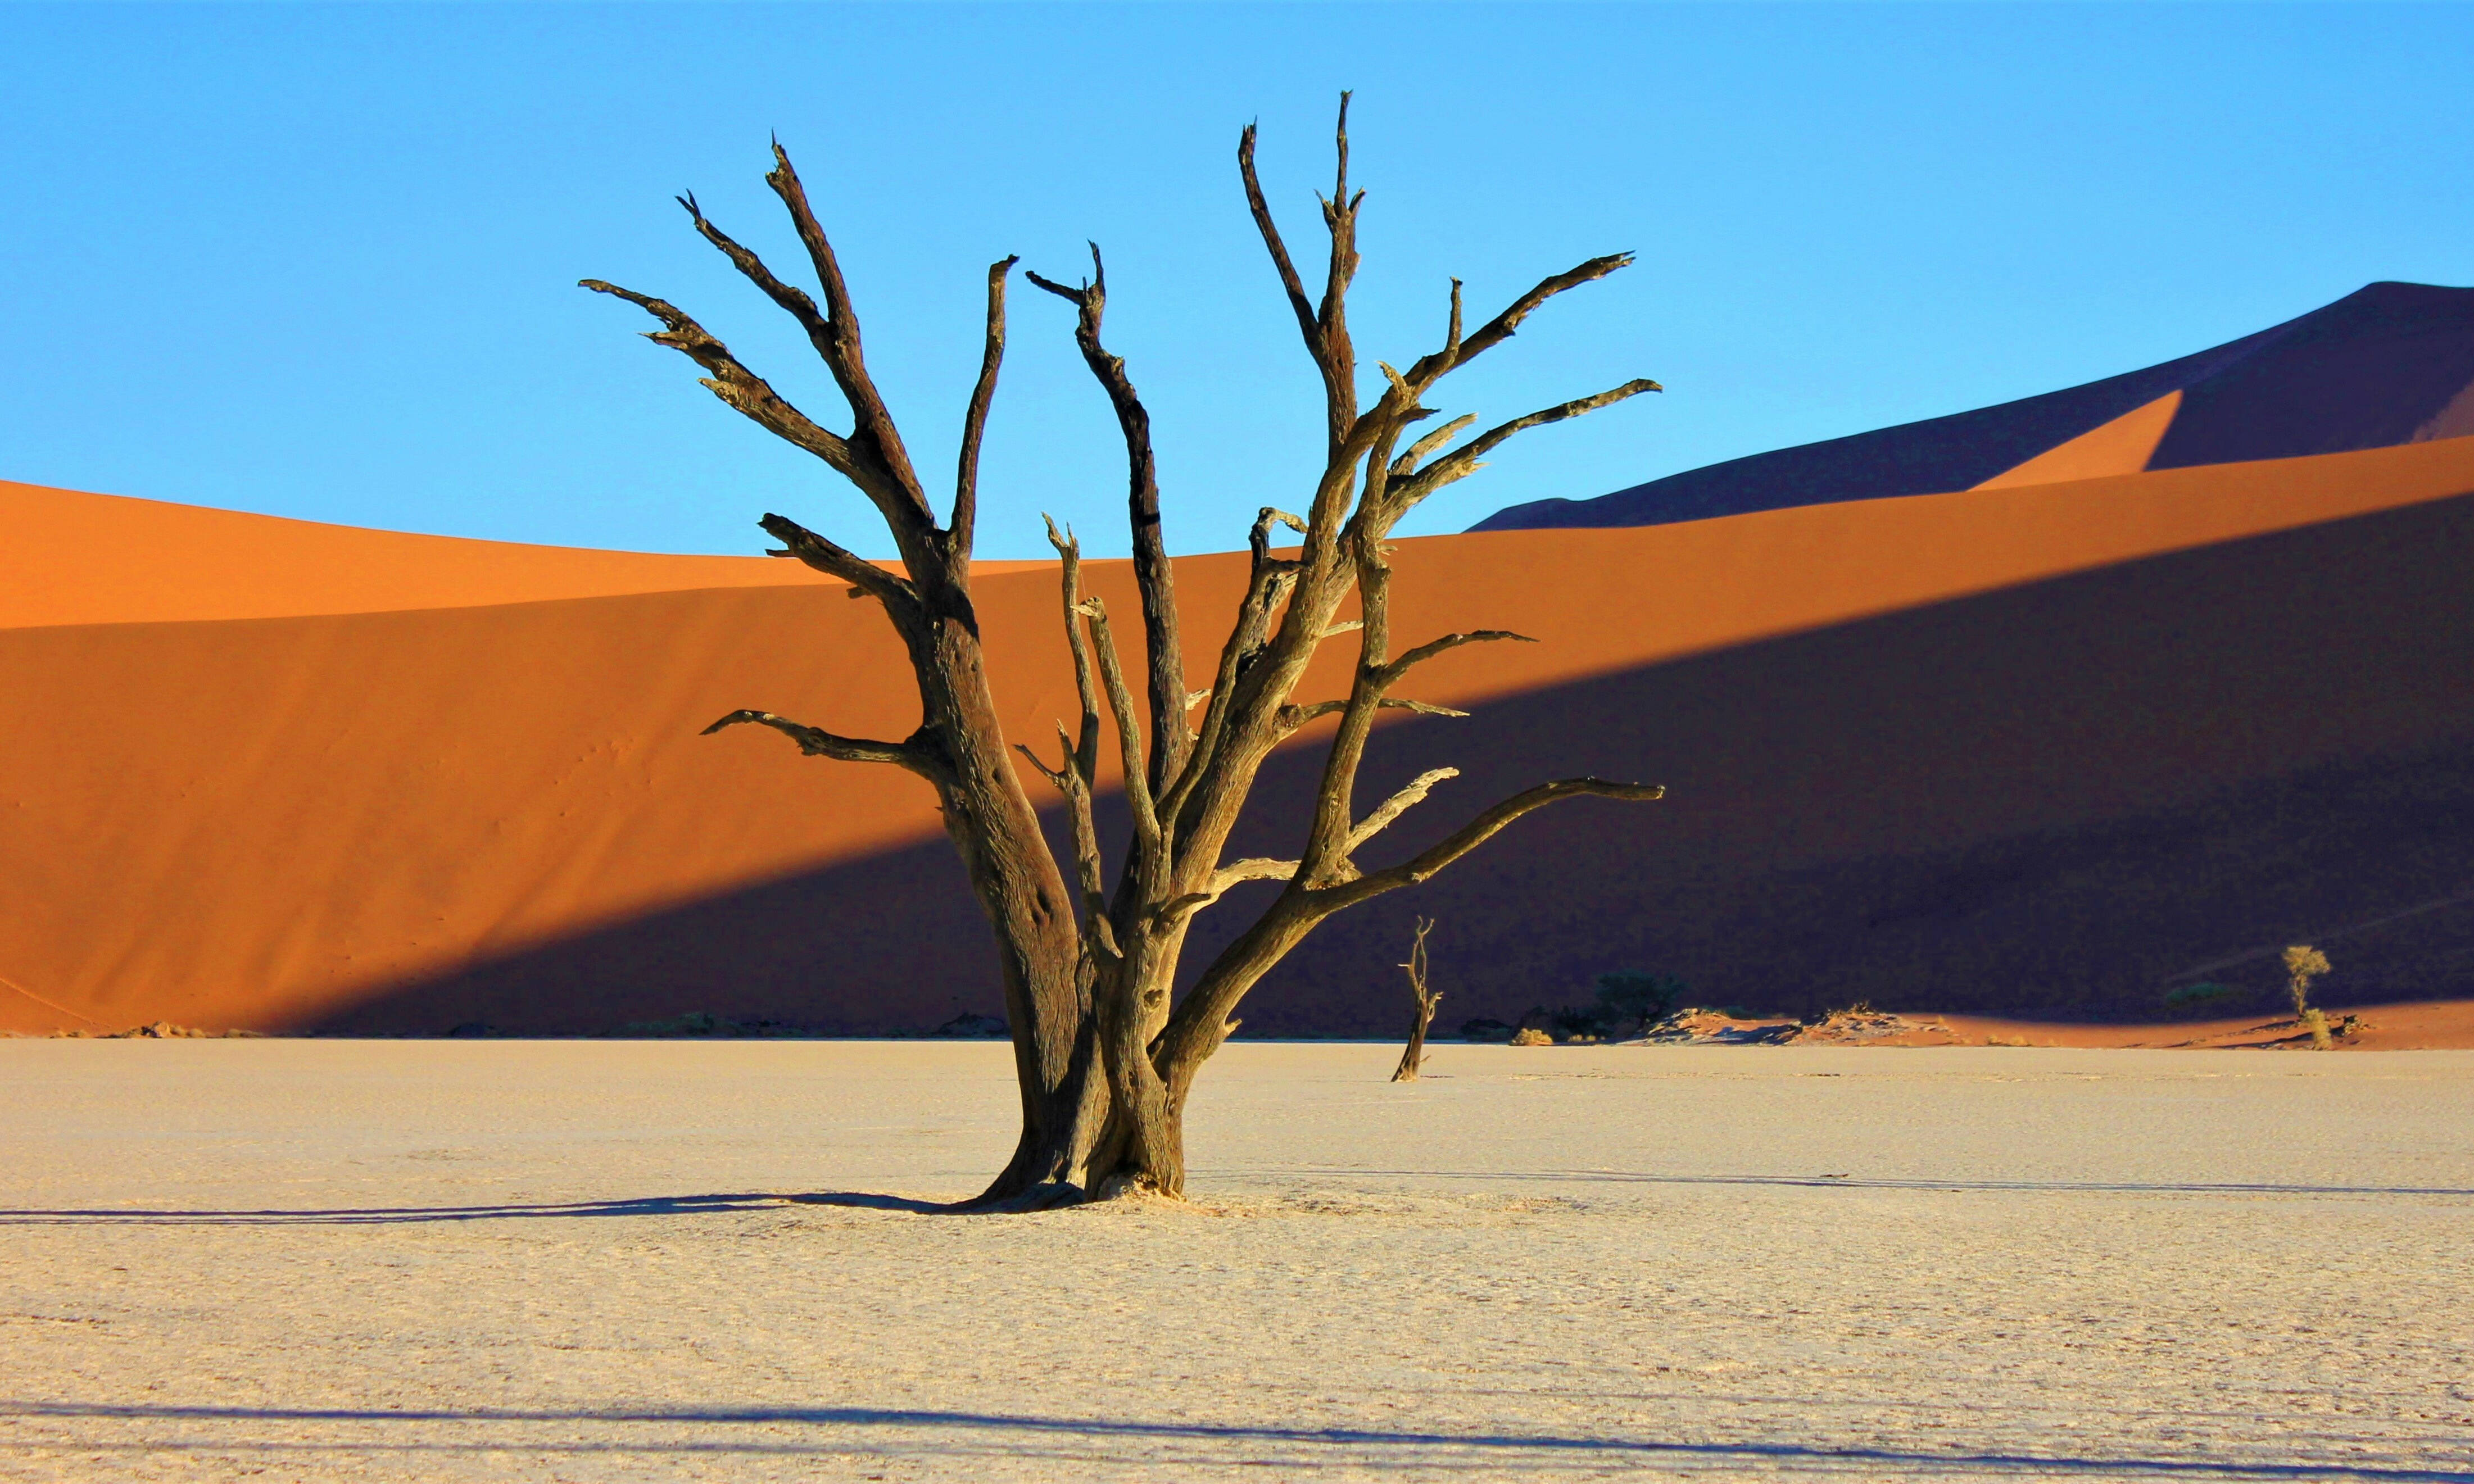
6, 3, 2471, 560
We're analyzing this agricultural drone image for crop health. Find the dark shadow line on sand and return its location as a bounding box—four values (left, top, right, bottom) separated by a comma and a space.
7, 1402, 2468, 1479
0, 1191, 949, 1226
9, 1165, 2470, 1226
1236, 1168, 2474, 1197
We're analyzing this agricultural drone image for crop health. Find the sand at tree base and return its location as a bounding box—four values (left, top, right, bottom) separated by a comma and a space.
3, 1041, 2470, 1482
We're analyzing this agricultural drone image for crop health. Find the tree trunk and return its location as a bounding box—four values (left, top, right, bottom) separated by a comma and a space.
1392, 916, 1440, 1082
912, 609, 1112, 1203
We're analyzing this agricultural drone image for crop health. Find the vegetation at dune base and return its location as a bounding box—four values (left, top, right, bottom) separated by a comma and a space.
2163, 981, 2240, 1010
2285, 945, 2333, 1050
587, 96, 1666, 1206
1460, 971, 1689, 1045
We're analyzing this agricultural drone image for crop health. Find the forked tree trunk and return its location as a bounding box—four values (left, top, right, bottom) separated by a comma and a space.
1392, 917, 1442, 1083
589, 98, 1668, 1205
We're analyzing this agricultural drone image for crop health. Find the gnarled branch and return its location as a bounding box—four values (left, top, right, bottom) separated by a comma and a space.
1075, 595, 1161, 851
1033, 521, 1107, 924
762, 142, 935, 523
1403, 252, 1638, 391
703, 709, 929, 777
1239, 95, 1361, 458
1162, 506, 1306, 828
1345, 766, 1460, 856
1381, 629, 1537, 683
757, 512, 917, 615
952, 255, 1021, 559
1322, 778, 1666, 913
1154, 856, 1300, 927
1028, 246, 1188, 792
1276, 696, 1470, 737
1238, 122, 1320, 366
1390, 413, 1476, 478
579, 280, 867, 484
1390, 379, 1662, 513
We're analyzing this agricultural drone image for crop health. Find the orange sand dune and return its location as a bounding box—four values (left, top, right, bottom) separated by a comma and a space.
7, 434, 2474, 1038
1972, 392, 2183, 489
1926, 999, 2474, 1051
0, 479, 1058, 629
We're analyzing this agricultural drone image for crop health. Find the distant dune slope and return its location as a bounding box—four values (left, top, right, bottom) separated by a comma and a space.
1475, 280, 2474, 532
0, 480, 825, 627
6, 436, 2474, 1036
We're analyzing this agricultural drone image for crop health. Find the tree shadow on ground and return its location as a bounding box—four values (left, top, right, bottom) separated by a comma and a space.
0, 1190, 951, 1226
9, 1164, 2470, 1226
6, 1401, 2468, 1479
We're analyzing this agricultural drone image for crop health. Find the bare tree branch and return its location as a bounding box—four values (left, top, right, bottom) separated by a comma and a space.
1323, 778, 1667, 911
703, 709, 931, 777
579, 280, 869, 485
1381, 629, 1537, 682
1403, 252, 1638, 389
1213, 856, 1303, 892
1389, 413, 1476, 478
674, 191, 835, 359
1041, 517, 1103, 792
1017, 728, 1109, 935
1276, 696, 1470, 736
1239, 96, 1361, 457
1028, 525, 1112, 954
1076, 596, 1161, 851
1298, 538, 1401, 883
1314, 92, 1362, 415
1027, 247, 1188, 792
1345, 766, 1460, 855
1162, 506, 1304, 827
1238, 121, 1320, 362
1390, 379, 1662, 515
952, 255, 1021, 560
1013, 734, 1072, 793
756, 511, 917, 615
1154, 856, 1300, 927
762, 142, 935, 523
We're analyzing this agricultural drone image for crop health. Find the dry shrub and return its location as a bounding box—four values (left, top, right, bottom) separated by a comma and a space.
2283, 945, 2333, 1050
1508, 1027, 1553, 1047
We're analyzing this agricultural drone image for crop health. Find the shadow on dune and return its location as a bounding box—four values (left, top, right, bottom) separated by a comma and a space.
1479, 280, 2474, 531
7, 1401, 2470, 1477
320, 492, 2474, 1037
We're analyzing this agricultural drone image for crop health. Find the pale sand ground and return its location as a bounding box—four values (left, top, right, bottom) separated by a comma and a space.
3, 1042, 2470, 1482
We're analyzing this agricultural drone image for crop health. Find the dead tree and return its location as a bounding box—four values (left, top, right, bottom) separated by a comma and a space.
1391, 916, 1442, 1083
586, 96, 1664, 1205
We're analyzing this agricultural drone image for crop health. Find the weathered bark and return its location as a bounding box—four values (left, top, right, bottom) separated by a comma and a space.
589, 98, 1668, 1205
1392, 916, 1442, 1083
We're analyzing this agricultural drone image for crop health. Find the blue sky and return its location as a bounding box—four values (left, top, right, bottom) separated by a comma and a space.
5, 3, 2471, 559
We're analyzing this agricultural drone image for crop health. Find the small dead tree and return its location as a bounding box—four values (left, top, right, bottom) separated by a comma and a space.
1391, 916, 1442, 1083
2283, 945, 2333, 1049
587, 96, 1664, 1204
